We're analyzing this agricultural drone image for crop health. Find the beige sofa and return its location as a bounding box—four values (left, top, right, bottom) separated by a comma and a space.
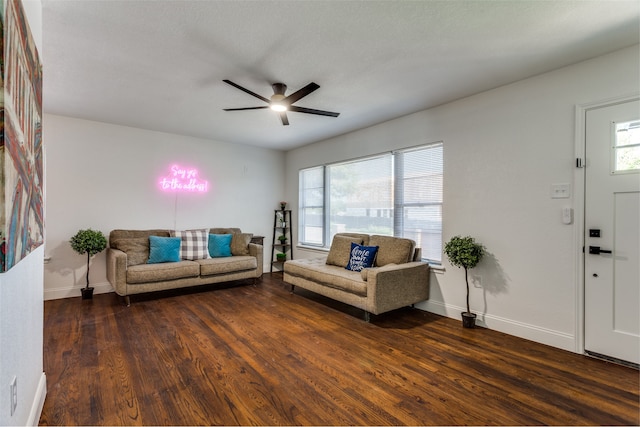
106, 228, 263, 305
284, 233, 429, 321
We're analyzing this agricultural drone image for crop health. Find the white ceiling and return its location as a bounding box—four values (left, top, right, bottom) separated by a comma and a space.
42, 0, 639, 151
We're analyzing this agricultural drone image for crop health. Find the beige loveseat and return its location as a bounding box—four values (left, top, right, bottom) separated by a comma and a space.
106, 228, 263, 305
284, 233, 429, 321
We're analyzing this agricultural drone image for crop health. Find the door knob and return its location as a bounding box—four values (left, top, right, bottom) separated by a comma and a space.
589, 246, 612, 255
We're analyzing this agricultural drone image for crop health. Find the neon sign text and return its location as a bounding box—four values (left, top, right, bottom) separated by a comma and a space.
159, 165, 209, 193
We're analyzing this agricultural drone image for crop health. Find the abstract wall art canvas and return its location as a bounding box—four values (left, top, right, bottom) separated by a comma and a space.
0, 0, 43, 271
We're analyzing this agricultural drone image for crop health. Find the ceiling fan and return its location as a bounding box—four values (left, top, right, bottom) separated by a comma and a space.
222, 79, 340, 126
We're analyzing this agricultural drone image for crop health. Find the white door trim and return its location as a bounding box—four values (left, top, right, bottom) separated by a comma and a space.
573, 93, 640, 355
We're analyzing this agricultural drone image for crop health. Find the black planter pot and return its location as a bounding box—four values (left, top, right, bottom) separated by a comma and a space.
461, 311, 476, 328
81, 287, 94, 300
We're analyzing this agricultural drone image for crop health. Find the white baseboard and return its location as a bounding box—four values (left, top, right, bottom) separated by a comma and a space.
416, 300, 576, 353
44, 281, 114, 301
27, 373, 46, 426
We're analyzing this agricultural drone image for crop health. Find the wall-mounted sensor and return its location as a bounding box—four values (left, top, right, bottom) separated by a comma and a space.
562, 207, 573, 224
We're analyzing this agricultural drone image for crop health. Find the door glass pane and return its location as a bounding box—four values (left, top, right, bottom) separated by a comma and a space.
614, 120, 640, 172
616, 146, 640, 172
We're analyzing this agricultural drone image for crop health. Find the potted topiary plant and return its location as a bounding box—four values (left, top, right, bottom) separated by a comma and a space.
278, 235, 287, 244
70, 228, 108, 300
276, 252, 286, 262
444, 235, 485, 328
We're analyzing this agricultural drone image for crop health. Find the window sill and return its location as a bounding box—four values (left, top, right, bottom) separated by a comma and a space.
296, 244, 329, 253
428, 263, 445, 273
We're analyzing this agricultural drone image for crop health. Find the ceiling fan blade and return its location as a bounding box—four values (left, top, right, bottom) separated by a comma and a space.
279, 112, 289, 126
223, 106, 269, 111
223, 80, 269, 103
283, 82, 320, 105
289, 105, 340, 117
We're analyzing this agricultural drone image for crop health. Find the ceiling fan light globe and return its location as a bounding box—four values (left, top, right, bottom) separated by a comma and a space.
270, 103, 287, 112
269, 93, 288, 111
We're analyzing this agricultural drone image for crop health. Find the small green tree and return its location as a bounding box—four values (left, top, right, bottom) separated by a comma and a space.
444, 235, 485, 314
70, 229, 107, 289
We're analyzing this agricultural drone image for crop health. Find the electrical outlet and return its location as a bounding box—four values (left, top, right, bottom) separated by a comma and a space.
10, 376, 17, 416
472, 275, 482, 288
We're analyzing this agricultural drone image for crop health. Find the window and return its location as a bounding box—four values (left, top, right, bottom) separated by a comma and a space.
613, 120, 640, 173
299, 142, 443, 262
394, 144, 443, 262
328, 154, 393, 237
299, 166, 324, 245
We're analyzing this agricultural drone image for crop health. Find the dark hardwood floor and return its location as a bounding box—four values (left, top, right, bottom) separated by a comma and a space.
40, 273, 639, 426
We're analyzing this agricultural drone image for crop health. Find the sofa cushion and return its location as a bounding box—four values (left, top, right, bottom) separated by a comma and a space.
285, 258, 367, 296
210, 227, 242, 235
198, 256, 258, 276
326, 234, 370, 267
110, 237, 149, 266
230, 233, 252, 256
172, 229, 210, 260
147, 236, 181, 264
109, 229, 170, 246
209, 233, 232, 258
127, 261, 200, 284
345, 243, 379, 272
369, 235, 416, 266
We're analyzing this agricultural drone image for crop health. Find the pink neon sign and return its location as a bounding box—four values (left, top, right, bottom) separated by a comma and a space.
159, 165, 209, 193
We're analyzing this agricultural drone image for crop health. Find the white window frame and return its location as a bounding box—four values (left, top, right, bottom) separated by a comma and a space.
298, 142, 443, 263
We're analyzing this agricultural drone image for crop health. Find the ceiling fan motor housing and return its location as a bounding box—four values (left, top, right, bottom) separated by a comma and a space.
272, 83, 287, 95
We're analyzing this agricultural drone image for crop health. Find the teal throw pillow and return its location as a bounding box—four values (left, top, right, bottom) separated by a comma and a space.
345, 242, 379, 272
147, 236, 181, 264
209, 234, 233, 258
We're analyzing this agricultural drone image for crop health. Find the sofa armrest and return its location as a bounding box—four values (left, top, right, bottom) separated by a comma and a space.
367, 261, 430, 315
106, 248, 128, 296
248, 243, 264, 276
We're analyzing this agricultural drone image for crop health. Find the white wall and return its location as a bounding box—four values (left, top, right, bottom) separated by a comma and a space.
43, 115, 285, 299
0, 248, 46, 426
0, 1, 47, 425
286, 45, 640, 352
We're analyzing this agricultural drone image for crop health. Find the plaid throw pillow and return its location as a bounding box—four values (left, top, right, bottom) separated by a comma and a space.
171, 229, 210, 260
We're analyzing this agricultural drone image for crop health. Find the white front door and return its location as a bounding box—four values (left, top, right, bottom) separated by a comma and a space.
584, 98, 640, 365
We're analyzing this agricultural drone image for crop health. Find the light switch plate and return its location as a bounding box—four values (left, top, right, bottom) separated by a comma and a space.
551, 183, 571, 199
